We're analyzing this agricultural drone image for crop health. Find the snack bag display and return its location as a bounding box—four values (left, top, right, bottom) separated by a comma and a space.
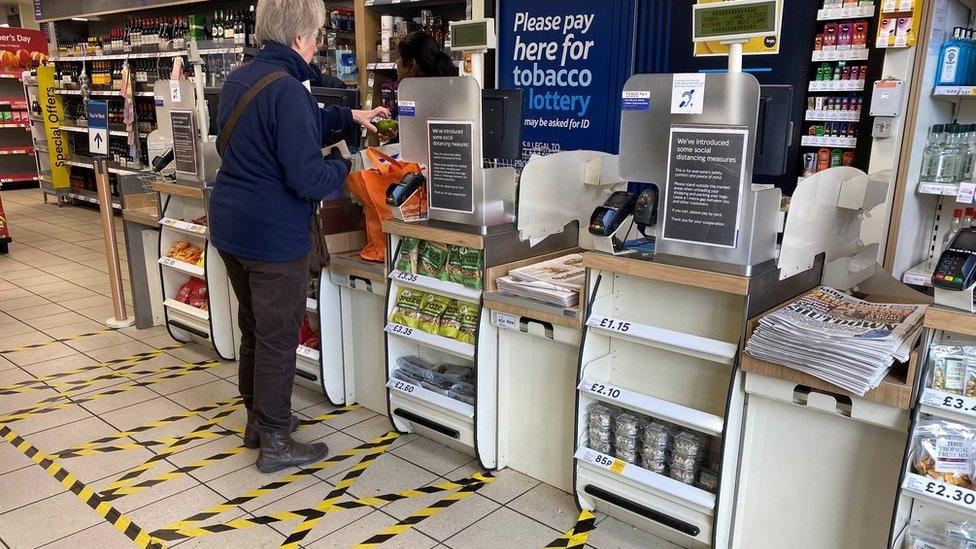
447, 246, 483, 289
418, 241, 450, 279
930, 346, 971, 395
417, 293, 451, 334
913, 419, 976, 489
438, 300, 462, 339
391, 288, 426, 328
456, 301, 479, 345
395, 237, 419, 273
167, 239, 204, 264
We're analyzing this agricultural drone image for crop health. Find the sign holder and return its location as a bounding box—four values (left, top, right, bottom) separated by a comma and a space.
87, 100, 108, 156
93, 158, 133, 328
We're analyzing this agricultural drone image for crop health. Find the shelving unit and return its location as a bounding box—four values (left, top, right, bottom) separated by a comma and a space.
0, 71, 38, 190
890, 306, 976, 545
295, 269, 327, 393
574, 252, 758, 548
318, 251, 388, 410
154, 182, 236, 360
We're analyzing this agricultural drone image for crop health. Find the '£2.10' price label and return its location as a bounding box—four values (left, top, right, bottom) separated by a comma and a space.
580, 378, 622, 400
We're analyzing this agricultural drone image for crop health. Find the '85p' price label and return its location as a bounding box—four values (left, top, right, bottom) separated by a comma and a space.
904, 473, 976, 511
577, 447, 625, 475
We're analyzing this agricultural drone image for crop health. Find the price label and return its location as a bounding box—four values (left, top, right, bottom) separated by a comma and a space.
388, 323, 414, 337
903, 273, 928, 286
958, 182, 976, 204
161, 218, 176, 227
394, 270, 419, 284
190, 224, 206, 234
161, 257, 177, 267
589, 315, 631, 333
921, 388, 976, 417
390, 379, 416, 394
297, 345, 318, 360
905, 473, 976, 510
583, 379, 623, 400
495, 312, 517, 331
578, 447, 625, 475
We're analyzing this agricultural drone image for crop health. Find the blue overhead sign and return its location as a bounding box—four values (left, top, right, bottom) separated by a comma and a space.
497, 0, 635, 157
87, 100, 107, 155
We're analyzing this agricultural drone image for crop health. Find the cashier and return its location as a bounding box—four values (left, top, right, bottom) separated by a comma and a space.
396, 31, 458, 80
209, 0, 387, 474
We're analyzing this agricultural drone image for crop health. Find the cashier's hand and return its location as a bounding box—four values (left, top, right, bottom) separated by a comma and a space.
352, 107, 391, 133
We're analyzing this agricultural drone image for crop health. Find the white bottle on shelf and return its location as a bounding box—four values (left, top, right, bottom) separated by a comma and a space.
944, 208, 964, 251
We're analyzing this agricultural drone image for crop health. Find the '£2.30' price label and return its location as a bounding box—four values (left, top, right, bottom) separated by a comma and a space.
905, 473, 976, 510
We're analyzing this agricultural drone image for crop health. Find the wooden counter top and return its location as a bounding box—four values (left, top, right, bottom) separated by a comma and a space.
382, 220, 484, 250
482, 292, 582, 329
151, 181, 205, 200
122, 210, 158, 228
582, 252, 750, 296
924, 306, 976, 338
329, 251, 386, 283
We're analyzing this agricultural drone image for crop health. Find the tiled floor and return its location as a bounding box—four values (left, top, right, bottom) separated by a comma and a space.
0, 189, 675, 549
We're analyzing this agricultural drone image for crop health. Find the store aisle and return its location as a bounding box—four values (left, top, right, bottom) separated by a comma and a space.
0, 189, 674, 549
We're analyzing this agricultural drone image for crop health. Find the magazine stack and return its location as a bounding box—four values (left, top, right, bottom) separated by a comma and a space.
745, 286, 927, 396
495, 253, 585, 307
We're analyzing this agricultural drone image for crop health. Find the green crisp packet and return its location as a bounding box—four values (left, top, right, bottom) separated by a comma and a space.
418, 241, 450, 279
438, 300, 462, 339
418, 293, 451, 334
395, 237, 419, 273
456, 301, 479, 345
391, 287, 426, 328
447, 246, 483, 289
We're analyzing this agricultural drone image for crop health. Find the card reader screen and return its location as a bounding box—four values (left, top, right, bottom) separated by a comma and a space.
605, 192, 631, 210
954, 230, 976, 251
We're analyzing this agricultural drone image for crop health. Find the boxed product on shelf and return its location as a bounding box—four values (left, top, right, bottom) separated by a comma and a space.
912, 419, 976, 489
167, 239, 204, 264
929, 345, 976, 396
586, 402, 719, 492
392, 355, 475, 405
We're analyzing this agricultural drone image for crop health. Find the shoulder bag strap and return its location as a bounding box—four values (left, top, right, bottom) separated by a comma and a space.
216, 70, 289, 158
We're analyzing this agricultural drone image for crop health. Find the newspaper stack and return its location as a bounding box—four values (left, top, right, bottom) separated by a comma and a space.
495, 253, 585, 307
745, 286, 927, 396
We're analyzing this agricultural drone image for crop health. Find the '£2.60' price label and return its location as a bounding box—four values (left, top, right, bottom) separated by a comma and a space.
390, 379, 416, 394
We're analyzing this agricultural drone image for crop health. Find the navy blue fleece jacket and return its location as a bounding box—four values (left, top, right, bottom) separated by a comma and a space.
210, 41, 355, 262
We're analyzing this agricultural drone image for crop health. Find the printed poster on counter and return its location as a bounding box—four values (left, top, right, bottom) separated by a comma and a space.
693, 0, 783, 57
497, 0, 633, 157
427, 120, 475, 213
661, 126, 749, 249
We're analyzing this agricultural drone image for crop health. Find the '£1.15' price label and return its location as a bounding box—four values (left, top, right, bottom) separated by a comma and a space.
588, 315, 632, 334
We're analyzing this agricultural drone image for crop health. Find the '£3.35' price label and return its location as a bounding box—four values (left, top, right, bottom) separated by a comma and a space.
393, 270, 418, 284
387, 323, 414, 337
920, 389, 976, 417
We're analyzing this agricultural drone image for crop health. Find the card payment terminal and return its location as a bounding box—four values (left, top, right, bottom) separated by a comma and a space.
589, 191, 637, 237
934, 227, 976, 290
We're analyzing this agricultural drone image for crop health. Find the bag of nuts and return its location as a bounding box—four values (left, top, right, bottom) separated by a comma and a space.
930, 346, 971, 395
913, 419, 976, 489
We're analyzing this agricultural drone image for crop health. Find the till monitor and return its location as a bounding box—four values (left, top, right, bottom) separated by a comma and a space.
312, 86, 362, 149
482, 89, 522, 160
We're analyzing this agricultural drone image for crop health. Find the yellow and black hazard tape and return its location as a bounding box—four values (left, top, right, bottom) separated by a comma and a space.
157, 474, 490, 541
0, 350, 170, 394
53, 397, 242, 458
0, 328, 115, 355
99, 406, 361, 502
353, 472, 495, 548
154, 431, 399, 539
0, 360, 219, 423
0, 423, 164, 549
280, 439, 393, 549
545, 509, 597, 548
99, 404, 241, 498
0, 358, 218, 396
58, 427, 241, 459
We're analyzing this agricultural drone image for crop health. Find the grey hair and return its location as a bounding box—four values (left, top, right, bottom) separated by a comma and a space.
255, 0, 326, 46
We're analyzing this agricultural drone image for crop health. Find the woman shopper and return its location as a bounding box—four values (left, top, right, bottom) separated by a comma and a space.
209, 0, 388, 473
395, 31, 458, 80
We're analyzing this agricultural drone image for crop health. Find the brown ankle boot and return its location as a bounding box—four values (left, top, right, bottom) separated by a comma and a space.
244, 410, 300, 449
256, 429, 329, 473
